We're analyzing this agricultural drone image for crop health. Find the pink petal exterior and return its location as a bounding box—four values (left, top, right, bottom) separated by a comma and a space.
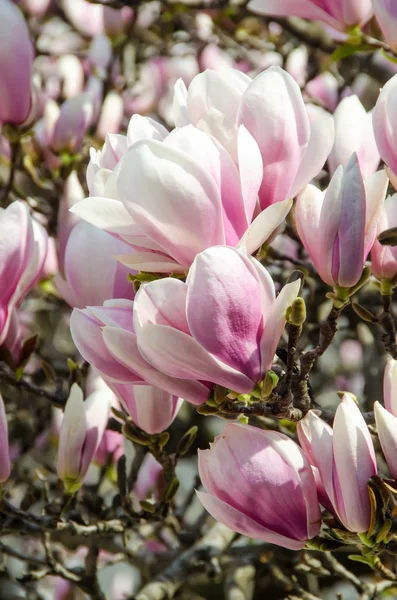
374, 401, 397, 482
61, 0, 133, 37
109, 383, 183, 435
373, 0, 397, 51
51, 93, 94, 154
0, 0, 34, 125
373, 75, 397, 186
197, 422, 321, 549
55, 221, 135, 309
247, 0, 373, 32
298, 397, 377, 533
57, 384, 110, 483
57, 384, 87, 481
383, 359, 397, 416
172, 67, 334, 211
132, 246, 299, 395
305, 72, 339, 112
296, 155, 381, 288
0, 394, 11, 483
70, 300, 141, 384
0, 202, 48, 346
328, 96, 379, 179
372, 194, 397, 281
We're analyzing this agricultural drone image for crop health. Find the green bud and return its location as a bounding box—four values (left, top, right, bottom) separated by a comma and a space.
164, 477, 180, 502
287, 297, 306, 326
122, 422, 152, 446
238, 415, 249, 425
158, 432, 170, 448
261, 370, 279, 398
177, 426, 198, 456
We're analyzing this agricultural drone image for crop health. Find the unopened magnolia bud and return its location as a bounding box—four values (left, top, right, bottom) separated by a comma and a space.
261, 371, 279, 398
287, 297, 306, 327
122, 422, 151, 446
177, 426, 198, 456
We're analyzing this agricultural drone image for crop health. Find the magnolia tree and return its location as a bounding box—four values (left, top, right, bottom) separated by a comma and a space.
4, 0, 397, 598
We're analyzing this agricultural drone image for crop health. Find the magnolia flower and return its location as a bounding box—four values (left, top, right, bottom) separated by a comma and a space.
173, 66, 335, 210
61, 0, 133, 37
103, 246, 300, 397
295, 154, 388, 288
0, 0, 34, 125
0, 201, 48, 346
298, 395, 377, 533
371, 194, 397, 282
328, 96, 379, 179
373, 74, 397, 191
198, 422, 321, 549
70, 299, 209, 406
247, 0, 373, 32
57, 384, 110, 491
373, 0, 397, 51
54, 220, 135, 309
72, 117, 292, 273
375, 360, 397, 481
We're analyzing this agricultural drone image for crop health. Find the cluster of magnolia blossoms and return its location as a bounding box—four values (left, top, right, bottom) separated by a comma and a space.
28, 61, 395, 547
249, 0, 397, 50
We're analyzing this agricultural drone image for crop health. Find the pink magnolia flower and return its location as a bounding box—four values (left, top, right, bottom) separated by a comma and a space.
0, 0, 34, 124
17, 0, 53, 17
298, 394, 377, 533
70, 299, 209, 406
56, 54, 85, 99
373, 0, 397, 51
305, 72, 339, 112
61, 0, 133, 37
94, 429, 123, 468
198, 422, 321, 549
51, 93, 94, 154
384, 358, 397, 415
96, 91, 124, 140
375, 359, 397, 481
0, 394, 11, 483
285, 46, 308, 88
54, 220, 135, 309
247, 0, 373, 32
134, 454, 163, 501
371, 194, 397, 281
73, 118, 292, 273
173, 67, 334, 209
108, 382, 183, 435
295, 155, 388, 288
57, 171, 84, 273
328, 96, 379, 179
57, 383, 110, 490
103, 246, 300, 397
373, 74, 397, 191
0, 201, 48, 346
